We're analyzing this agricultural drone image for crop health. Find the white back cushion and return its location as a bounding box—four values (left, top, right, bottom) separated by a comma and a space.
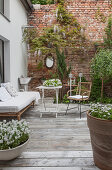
0, 87, 12, 102
1, 82, 18, 97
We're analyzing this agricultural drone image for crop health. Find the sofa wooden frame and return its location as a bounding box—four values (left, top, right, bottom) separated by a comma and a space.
0, 100, 35, 121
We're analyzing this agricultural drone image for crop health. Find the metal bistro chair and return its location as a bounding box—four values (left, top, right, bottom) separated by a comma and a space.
66, 82, 92, 118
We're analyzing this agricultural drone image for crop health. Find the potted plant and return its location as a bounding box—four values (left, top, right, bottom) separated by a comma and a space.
0, 119, 30, 160
87, 103, 112, 170
43, 79, 62, 87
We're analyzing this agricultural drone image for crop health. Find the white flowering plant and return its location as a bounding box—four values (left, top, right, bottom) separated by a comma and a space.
43, 79, 62, 87
90, 103, 112, 120
0, 120, 30, 150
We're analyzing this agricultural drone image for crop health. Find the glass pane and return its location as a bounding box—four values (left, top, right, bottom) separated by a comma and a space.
0, 40, 4, 83
0, 0, 4, 14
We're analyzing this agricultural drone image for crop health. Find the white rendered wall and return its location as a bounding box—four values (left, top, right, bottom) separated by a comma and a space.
0, 0, 28, 90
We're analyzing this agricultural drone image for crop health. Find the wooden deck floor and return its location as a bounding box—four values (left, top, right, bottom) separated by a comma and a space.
0, 104, 100, 169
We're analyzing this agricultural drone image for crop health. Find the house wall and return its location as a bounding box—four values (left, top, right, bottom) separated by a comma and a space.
0, 0, 28, 90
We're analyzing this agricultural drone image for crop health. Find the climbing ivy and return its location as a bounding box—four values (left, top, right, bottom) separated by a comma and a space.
56, 0, 64, 5
95, 7, 106, 23
23, 0, 87, 56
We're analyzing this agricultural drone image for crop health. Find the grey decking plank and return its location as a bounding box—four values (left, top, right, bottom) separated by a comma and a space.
0, 167, 100, 170
0, 158, 95, 167
19, 151, 93, 158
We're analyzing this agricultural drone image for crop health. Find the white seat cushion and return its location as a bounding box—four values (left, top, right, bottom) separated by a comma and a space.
0, 92, 37, 113
69, 95, 88, 99
22, 91, 40, 104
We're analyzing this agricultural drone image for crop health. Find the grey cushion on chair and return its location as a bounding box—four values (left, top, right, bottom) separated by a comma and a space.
69, 95, 88, 99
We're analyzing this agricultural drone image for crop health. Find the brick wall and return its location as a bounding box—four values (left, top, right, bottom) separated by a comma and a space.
66, 0, 111, 41
28, 1, 111, 41
28, 1, 111, 97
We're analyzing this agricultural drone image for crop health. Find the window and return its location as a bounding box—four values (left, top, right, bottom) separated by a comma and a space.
0, 0, 10, 20
0, 40, 4, 83
0, 0, 4, 14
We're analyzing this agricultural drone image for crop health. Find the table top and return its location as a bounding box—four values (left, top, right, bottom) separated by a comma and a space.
36, 86, 62, 90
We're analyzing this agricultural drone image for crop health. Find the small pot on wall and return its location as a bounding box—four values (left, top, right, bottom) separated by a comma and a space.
87, 111, 112, 170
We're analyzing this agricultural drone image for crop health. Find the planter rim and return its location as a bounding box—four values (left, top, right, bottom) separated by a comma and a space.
87, 110, 112, 122
0, 138, 29, 152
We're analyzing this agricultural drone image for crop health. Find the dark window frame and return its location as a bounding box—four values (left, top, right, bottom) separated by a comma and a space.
0, 0, 4, 14
0, 0, 10, 22
2, 40, 4, 82
0, 40, 4, 83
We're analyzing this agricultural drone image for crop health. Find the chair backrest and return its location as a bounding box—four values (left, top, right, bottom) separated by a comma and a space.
76, 82, 92, 98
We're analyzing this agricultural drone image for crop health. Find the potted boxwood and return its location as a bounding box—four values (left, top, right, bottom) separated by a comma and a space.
87, 103, 112, 170
0, 119, 30, 160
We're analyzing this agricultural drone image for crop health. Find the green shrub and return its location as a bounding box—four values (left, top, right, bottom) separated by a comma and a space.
49, 71, 59, 79
77, 76, 87, 83
90, 78, 101, 101
31, 0, 54, 5
62, 94, 69, 104
104, 16, 112, 49
37, 61, 43, 70
54, 96, 61, 103
91, 49, 112, 98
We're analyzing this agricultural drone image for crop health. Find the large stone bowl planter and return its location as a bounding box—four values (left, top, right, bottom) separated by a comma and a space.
87, 111, 112, 170
0, 139, 29, 160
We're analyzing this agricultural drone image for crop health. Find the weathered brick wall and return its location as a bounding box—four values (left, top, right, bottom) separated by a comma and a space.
28, 1, 111, 97
28, 1, 111, 41
66, 0, 111, 41
28, 4, 56, 30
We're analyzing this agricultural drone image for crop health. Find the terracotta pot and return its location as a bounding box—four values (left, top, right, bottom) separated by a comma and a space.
87, 111, 112, 170
0, 139, 29, 160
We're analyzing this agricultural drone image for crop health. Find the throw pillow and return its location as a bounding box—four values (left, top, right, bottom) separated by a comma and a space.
1, 82, 18, 97
0, 87, 12, 102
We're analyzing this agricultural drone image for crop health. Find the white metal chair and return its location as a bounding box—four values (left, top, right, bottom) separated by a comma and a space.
66, 82, 92, 118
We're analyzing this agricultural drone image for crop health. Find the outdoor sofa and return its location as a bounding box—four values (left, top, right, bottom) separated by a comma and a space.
0, 83, 40, 120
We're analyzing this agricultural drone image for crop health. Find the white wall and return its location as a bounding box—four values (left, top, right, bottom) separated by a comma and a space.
0, 0, 28, 90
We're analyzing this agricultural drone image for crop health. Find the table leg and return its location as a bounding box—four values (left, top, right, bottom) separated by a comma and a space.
56, 89, 59, 118
42, 89, 46, 111
40, 112, 42, 118
42, 89, 44, 103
